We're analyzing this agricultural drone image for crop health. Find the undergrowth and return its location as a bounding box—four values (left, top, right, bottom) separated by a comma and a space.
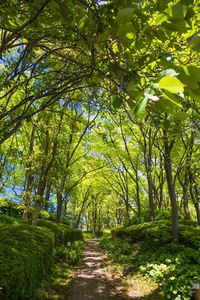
100, 220, 200, 300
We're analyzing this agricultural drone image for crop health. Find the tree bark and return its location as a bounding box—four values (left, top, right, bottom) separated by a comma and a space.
56, 191, 63, 223
142, 129, 155, 221
163, 129, 179, 241
23, 126, 35, 223
44, 182, 51, 211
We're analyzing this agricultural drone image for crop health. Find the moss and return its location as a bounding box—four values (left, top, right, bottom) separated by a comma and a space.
0, 224, 54, 300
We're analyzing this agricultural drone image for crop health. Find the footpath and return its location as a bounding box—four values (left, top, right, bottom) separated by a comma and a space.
68, 238, 128, 300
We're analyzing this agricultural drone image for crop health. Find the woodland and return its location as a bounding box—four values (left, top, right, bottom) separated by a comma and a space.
0, 0, 199, 299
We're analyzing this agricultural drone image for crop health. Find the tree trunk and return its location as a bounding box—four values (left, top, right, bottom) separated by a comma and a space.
135, 171, 141, 217
32, 179, 46, 225
194, 203, 200, 225
182, 190, 191, 220
163, 129, 179, 241
141, 128, 155, 221
56, 191, 63, 223
44, 182, 51, 211
189, 171, 200, 225
23, 175, 34, 223
23, 126, 35, 223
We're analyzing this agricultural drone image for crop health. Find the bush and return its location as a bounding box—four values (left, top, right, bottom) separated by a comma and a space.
0, 224, 54, 300
180, 224, 200, 249
39, 210, 50, 220
124, 211, 150, 226
0, 198, 24, 218
108, 221, 200, 300
94, 231, 103, 237
55, 241, 85, 265
0, 214, 22, 225
37, 219, 83, 246
111, 220, 172, 244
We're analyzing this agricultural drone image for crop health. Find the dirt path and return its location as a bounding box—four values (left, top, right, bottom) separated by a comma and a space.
68, 238, 128, 300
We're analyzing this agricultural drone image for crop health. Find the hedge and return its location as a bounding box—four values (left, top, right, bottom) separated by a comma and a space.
111, 220, 200, 249
111, 220, 173, 244
37, 219, 83, 246
0, 224, 54, 300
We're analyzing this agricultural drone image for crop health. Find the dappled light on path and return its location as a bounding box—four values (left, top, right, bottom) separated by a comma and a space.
69, 239, 127, 300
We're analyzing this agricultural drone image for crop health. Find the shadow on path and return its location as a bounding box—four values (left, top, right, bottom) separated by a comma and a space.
68, 238, 128, 300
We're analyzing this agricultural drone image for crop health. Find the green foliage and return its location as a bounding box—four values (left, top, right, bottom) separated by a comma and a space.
180, 224, 200, 249
103, 221, 200, 300
83, 231, 103, 239
38, 211, 70, 225
111, 220, 172, 244
55, 241, 85, 266
158, 76, 184, 94
39, 210, 51, 220
0, 198, 24, 218
0, 224, 54, 300
124, 212, 150, 226
37, 219, 83, 246
0, 214, 21, 225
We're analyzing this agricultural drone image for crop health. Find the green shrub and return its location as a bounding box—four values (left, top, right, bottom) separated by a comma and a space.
55, 241, 85, 265
108, 221, 200, 300
83, 231, 96, 239
60, 217, 71, 225
83, 231, 103, 239
111, 221, 172, 244
124, 211, 150, 226
94, 231, 103, 237
0, 224, 54, 300
0, 198, 24, 218
0, 214, 22, 225
37, 219, 83, 246
39, 210, 50, 219
180, 224, 200, 249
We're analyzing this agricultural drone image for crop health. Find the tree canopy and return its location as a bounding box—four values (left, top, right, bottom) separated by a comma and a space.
0, 0, 200, 240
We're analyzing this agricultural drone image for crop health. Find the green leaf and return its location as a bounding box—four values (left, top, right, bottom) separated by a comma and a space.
117, 23, 136, 47
152, 98, 177, 114
107, 63, 118, 73
116, 8, 135, 24
158, 76, 184, 94
162, 90, 183, 108
164, 20, 188, 33
133, 97, 148, 116
188, 35, 200, 52
163, 119, 170, 129
182, 65, 200, 82
112, 98, 123, 109
156, 13, 168, 25
126, 97, 135, 109
178, 65, 200, 89
173, 112, 188, 121
167, 4, 188, 20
